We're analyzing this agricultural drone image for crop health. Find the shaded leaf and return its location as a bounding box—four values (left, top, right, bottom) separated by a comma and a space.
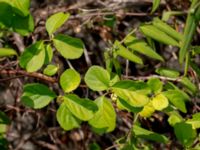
147, 78, 163, 94
174, 122, 196, 146
21, 83, 56, 109
133, 125, 168, 143
164, 90, 189, 113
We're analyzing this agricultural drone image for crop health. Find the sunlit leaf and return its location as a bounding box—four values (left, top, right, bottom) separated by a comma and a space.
53, 34, 84, 59
0, 48, 17, 57
60, 69, 81, 93
152, 93, 169, 111
56, 102, 81, 131
63, 94, 98, 121
85, 66, 110, 91
114, 40, 143, 64
43, 64, 58, 76
140, 25, 179, 46
46, 12, 70, 36
89, 96, 116, 132
124, 35, 164, 61
151, 0, 161, 13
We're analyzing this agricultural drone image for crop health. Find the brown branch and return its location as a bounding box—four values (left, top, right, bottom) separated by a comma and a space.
0, 69, 57, 83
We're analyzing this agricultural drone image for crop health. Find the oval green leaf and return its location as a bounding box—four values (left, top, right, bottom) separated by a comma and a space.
53, 34, 84, 59
60, 69, 81, 93
43, 64, 58, 76
21, 83, 56, 109
89, 96, 116, 133
84, 66, 110, 91
46, 12, 70, 36
56, 102, 81, 131
63, 94, 98, 121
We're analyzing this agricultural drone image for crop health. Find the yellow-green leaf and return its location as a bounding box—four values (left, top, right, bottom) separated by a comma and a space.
46, 12, 70, 36
60, 69, 81, 93
0, 48, 17, 57
152, 93, 169, 111
140, 25, 180, 46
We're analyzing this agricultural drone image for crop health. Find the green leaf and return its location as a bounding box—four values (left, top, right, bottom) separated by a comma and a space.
124, 35, 164, 61
21, 83, 56, 109
56, 102, 81, 131
63, 94, 98, 121
147, 78, 163, 94
180, 77, 197, 94
112, 80, 151, 95
117, 98, 142, 113
139, 101, 155, 118
179, 0, 200, 63
133, 125, 168, 143
12, 14, 34, 36
19, 41, 45, 72
0, 111, 10, 125
112, 86, 150, 107
60, 69, 81, 93
164, 90, 189, 113
114, 40, 143, 64
0, 48, 17, 57
84, 66, 110, 91
152, 93, 169, 111
11, 0, 30, 17
155, 67, 180, 78
152, 18, 183, 41
151, 0, 161, 13
0, 2, 13, 27
44, 44, 53, 64
46, 12, 70, 36
186, 113, 200, 129
168, 112, 183, 126
0, 124, 6, 134
174, 122, 196, 146
53, 34, 84, 59
43, 64, 58, 76
89, 96, 116, 133
140, 25, 179, 46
